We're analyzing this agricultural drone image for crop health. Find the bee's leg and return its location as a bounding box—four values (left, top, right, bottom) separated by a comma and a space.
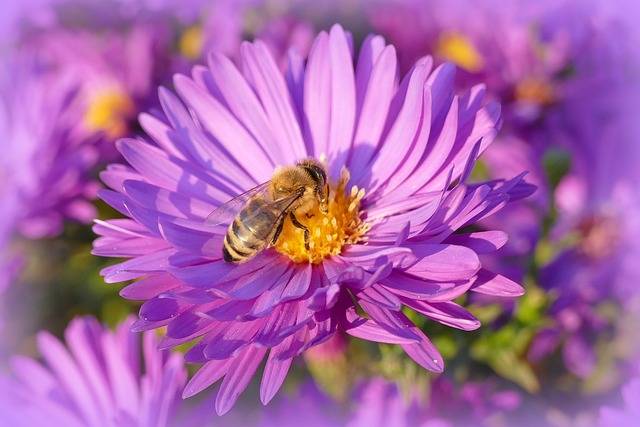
270, 215, 286, 246
289, 212, 310, 250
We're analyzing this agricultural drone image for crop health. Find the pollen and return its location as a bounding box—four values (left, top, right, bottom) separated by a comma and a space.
274, 166, 370, 264
436, 32, 484, 73
179, 25, 204, 60
515, 77, 556, 106
84, 89, 135, 139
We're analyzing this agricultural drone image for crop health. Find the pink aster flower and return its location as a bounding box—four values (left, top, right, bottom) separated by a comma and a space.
0, 50, 101, 240
22, 22, 174, 149
0, 316, 193, 427
94, 24, 534, 414
347, 377, 520, 427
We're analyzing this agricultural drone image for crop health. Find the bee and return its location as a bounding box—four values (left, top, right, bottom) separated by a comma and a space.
206, 158, 329, 263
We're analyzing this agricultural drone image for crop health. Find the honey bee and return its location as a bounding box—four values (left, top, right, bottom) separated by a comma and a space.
206, 158, 329, 263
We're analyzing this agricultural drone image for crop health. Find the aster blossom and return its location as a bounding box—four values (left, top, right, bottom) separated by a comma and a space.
0, 316, 189, 427
0, 50, 101, 241
94, 24, 534, 414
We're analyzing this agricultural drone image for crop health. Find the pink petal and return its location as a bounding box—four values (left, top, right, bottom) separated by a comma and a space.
260, 351, 293, 405
358, 301, 421, 341
471, 268, 525, 296
403, 300, 480, 331
101, 248, 177, 283
173, 73, 274, 182
400, 324, 444, 372
120, 274, 180, 300
123, 180, 214, 221
357, 284, 402, 310
302, 31, 330, 159
342, 308, 418, 345
158, 218, 224, 259
239, 42, 307, 162
325, 25, 356, 178
366, 59, 430, 196
349, 35, 396, 177
404, 243, 480, 281
36, 332, 103, 426
168, 252, 276, 289
215, 346, 268, 415
182, 358, 233, 399
157, 86, 255, 193
443, 231, 509, 254
339, 245, 416, 270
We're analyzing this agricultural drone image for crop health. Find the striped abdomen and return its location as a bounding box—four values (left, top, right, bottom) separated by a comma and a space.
222, 195, 280, 263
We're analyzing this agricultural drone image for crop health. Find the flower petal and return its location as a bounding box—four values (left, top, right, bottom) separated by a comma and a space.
215, 346, 268, 415
443, 231, 509, 254
241, 40, 309, 161
100, 248, 177, 283
173, 73, 274, 182
365, 58, 430, 195
358, 301, 421, 342
381, 272, 474, 302
182, 358, 233, 399
248, 264, 311, 318
157, 86, 255, 193
398, 313, 444, 372
260, 351, 293, 405
158, 218, 224, 259
325, 25, 356, 178
168, 252, 276, 289
341, 307, 418, 344
403, 243, 480, 281
349, 36, 397, 177
471, 268, 525, 296
403, 300, 481, 331
120, 274, 180, 300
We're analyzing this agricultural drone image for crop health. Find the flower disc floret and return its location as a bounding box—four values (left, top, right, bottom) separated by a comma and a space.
275, 166, 369, 264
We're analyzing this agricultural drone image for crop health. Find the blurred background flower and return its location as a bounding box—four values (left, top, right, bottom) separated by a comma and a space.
0, 316, 194, 427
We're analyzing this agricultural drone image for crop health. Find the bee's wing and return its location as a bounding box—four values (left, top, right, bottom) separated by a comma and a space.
204, 181, 271, 226
240, 190, 304, 226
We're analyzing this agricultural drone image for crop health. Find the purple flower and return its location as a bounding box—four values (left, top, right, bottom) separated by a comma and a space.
0, 316, 191, 427
0, 51, 101, 240
526, 0, 640, 379
94, 24, 533, 414
370, 0, 571, 119
427, 376, 521, 425
22, 23, 174, 147
347, 376, 520, 427
347, 379, 428, 427
258, 381, 343, 427
174, 0, 247, 64
254, 15, 316, 71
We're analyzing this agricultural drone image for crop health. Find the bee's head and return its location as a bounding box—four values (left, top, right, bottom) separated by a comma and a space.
307, 163, 329, 214
297, 159, 329, 214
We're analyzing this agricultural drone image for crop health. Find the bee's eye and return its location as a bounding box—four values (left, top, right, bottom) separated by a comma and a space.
311, 166, 326, 184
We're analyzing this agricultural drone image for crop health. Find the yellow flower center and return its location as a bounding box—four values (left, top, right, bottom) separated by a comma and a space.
436, 32, 484, 72
514, 77, 555, 106
84, 89, 135, 139
179, 25, 204, 60
274, 167, 369, 264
